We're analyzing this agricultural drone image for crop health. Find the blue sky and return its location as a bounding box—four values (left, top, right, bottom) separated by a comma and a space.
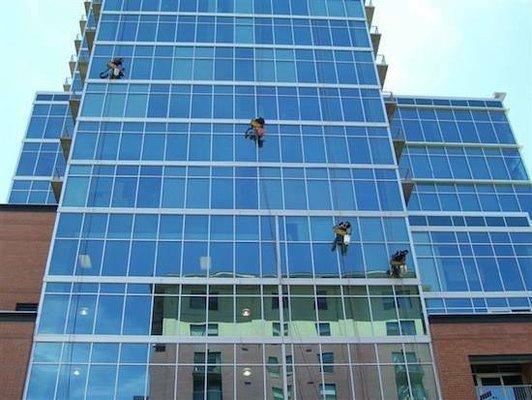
0, 0, 530, 202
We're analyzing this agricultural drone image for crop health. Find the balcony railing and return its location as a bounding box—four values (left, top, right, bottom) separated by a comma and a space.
79, 15, 87, 33
69, 55, 77, 75
60, 131, 72, 161
375, 54, 388, 87
69, 93, 82, 121
74, 33, 82, 54
85, 26, 96, 52
92, 0, 102, 22
399, 167, 415, 205
370, 25, 381, 55
476, 385, 532, 400
50, 168, 64, 203
84, 0, 91, 15
391, 128, 406, 160
365, 0, 375, 26
382, 91, 398, 121
63, 78, 72, 92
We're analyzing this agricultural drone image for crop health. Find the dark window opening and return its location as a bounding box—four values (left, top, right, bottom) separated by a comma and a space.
16, 303, 38, 312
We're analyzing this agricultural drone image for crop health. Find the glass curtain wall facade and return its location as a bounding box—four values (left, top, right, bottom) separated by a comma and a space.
7, 0, 91, 205
391, 95, 532, 315
8, 93, 72, 205
23, 1, 441, 399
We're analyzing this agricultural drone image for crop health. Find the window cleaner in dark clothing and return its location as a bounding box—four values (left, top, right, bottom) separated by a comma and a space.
100, 58, 125, 80
245, 117, 266, 148
389, 249, 409, 278
331, 221, 351, 255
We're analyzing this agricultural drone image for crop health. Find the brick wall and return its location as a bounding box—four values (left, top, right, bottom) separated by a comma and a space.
430, 316, 532, 400
0, 321, 36, 400
0, 206, 56, 400
0, 206, 56, 309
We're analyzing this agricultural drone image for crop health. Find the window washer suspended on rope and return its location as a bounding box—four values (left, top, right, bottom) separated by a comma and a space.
245, 117, 266, 148
100, 58, 125, 80
331, 221, 351, 255
389, 250, 409, 278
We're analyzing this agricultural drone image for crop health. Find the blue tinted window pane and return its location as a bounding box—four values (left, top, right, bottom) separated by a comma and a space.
63, 177, 89, 206
314, 243, 340, 277
236, 179, 258, 209
182, 242, 208, 277
66, 295, 97, 333
57, 214, 83, 237
438, 259, 468, 291
287, 243, 313, 277
123, 297, 152, 334
129, 241, 156, 276
108, 214, 133, 238
162, 178, 185, 207
498, 258, 525, 291
137, 177, 161, 207
86, 366, 117, 399
95, 296, 124, 334
235, 242, 260, 276
39, 294, 68, 334
156, 242, 181, 276
112, 177, 137, 207
186, 178, 209, 208
27, 365, 59, 400
355, 181, 379, 210
478, 259, 504, 291
117, 366, 147, 399
49, 240, 78, 275
102, 241, 130, 276
284, 180, 307, 209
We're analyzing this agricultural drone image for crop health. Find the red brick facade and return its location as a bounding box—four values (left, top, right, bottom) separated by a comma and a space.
0, 206, 56, 400
430, 315, 532, 400
0, 321, 37, 400
0, 206, 56, 309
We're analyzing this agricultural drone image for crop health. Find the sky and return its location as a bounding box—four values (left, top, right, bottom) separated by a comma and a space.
0, 0, 530, 202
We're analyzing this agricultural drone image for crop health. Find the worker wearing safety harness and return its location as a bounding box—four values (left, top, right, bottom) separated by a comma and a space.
245, 117, 266, 148
100, 58, 125, 80
389, 249, 409, 278
331, 221, 351, 255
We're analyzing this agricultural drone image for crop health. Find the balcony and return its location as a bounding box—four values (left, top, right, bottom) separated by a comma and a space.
74, 54, 90, 82
84, 0, 91, 15
391, 128, 406, 161
370, 26, 381, 55
92, 0, 102, 22
79, 16, 87, 33
476, 385, 532, 400
60, 132, 72, 161
50, 171, 64, 203
63, 78, 71, 92
382, 91, 398, 122
376, 54, 388, 87
365, 0, 375, 26
69, 93, 82, 121
68, 55, 77, 76
74, 34, 82, 54
85, 27, 96, 52
399, 168, 415, 205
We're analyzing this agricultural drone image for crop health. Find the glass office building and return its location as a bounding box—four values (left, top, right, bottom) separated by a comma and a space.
10, 0, 529, 399
21, 0, 441, 399
8, 92, 72, 205
389, 95, 532, 315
